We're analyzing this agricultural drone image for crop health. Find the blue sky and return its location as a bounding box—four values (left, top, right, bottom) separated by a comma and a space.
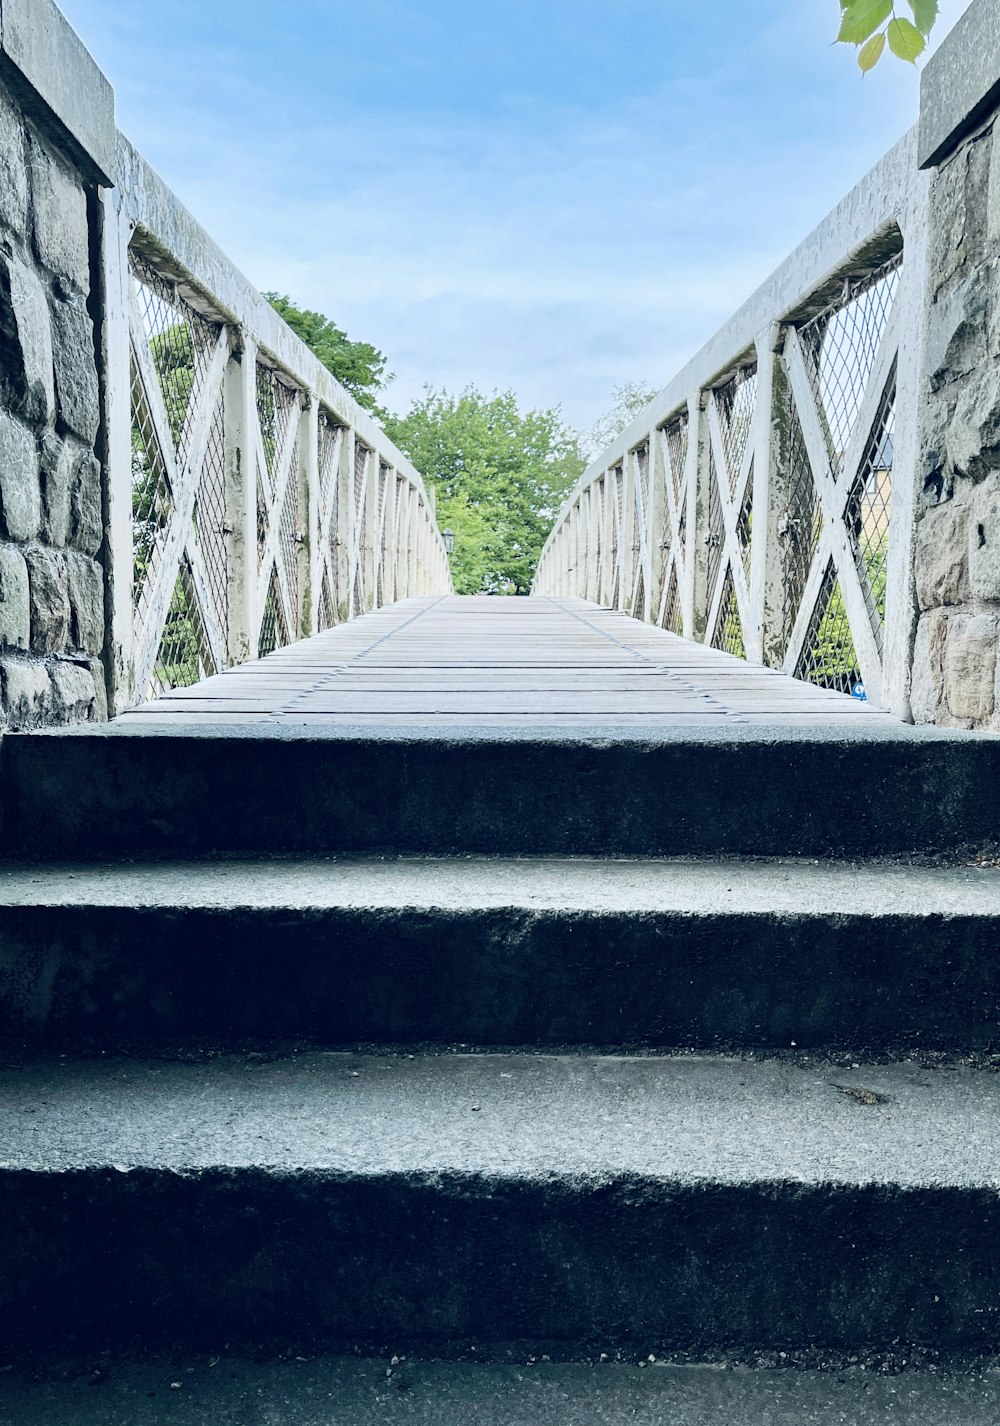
60, 0, 969, 431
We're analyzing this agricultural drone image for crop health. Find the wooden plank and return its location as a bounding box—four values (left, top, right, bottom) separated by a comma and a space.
128, 594, 896, 729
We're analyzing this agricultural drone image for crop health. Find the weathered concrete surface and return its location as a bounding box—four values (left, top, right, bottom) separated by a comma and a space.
2, 1355, 1000, 1426
2, 857, 1000, 1051
919, 0, 1000, 169
3, 1052, 997, 1182
4, 716, 1000, 859
5, 853, 1000, 914
2, 1053, 1000, 1352
0, 0, 116, 183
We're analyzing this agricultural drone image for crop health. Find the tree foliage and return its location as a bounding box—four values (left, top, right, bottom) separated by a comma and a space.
384, 387, 586, 595
836, 0, 938, 72
586, 381, 658, 459
264, 293, 391, 416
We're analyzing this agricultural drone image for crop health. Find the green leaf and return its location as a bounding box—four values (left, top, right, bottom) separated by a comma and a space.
837, 0, 892, 44
907, 0, 938, 36
858, 30, 886, 70
887, 15, 926, 60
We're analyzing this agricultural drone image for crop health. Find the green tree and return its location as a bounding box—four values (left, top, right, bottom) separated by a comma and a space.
384, 386, 586, 595
264, 293, 391, 415
836, 0, 938, 72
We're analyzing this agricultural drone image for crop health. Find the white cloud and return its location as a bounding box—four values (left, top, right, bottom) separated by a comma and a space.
61, 0, 974, 429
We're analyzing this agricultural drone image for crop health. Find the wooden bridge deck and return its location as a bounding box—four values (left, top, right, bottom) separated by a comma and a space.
119, 596, 897, 728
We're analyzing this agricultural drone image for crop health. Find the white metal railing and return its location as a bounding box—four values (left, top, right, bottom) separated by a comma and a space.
102, 135, 451, 710
534, 131, 929, 715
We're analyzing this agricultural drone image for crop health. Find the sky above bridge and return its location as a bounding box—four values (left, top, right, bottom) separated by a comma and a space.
57, 0, 969, 435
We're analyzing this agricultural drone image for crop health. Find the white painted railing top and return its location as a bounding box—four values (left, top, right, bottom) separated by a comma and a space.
103, 134, 451, 709
534, 129, 929, 716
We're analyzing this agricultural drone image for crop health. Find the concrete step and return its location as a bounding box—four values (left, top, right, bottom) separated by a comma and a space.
3, 857, 1000, 1052
3, 721, 1000, 858
2, 1051, 1000, 1354
2, 1353, 999, 1425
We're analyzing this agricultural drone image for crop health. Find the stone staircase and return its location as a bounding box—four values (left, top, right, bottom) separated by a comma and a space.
2, 698, 1000, 1419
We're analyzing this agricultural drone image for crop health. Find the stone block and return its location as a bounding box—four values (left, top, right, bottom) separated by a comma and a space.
0, 85, 28, 238
944, 611, 998, 721
48, 283, 99, 443
945, 367, 1000, 482
911, 610, 949, 723
970, 473, 1000, 600
0, 408, 40, 540
66, 549, 103, 654
918, 390, 955, 495
928, 148, 968, 291
0, 542, 29, 649
69, 449, 102, 555
962, 128, 993, 269
40, 428, 70, 545
915, 503, 971, 609
50, 658, 99, 723
985, 255, 1000, 360
86, 656, 107, 722
25, 544, 68, 653
990, 127, 1000, 243
0, 250, 55, 426
0, 655, 52, 728
926, 273, 989, 392
40, 433, 101, 550
27, 135, 90, 293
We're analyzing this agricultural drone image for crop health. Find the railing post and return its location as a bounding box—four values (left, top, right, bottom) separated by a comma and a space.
748, 325, 784, 666
622, 452, 637, 615
417, 509, 428, 594
225, 334, 256, 664
565, 503, 576, 598
405, 481, 416, 593
340, 427, 357, 618
99, 191, 136, 714
647, 426, 668, 625
383, 467, 395, 606
588, 484, 600, 604
685, 393, 708, 641
362, 451, 378, 611
601, 477, 614, 608
299, 395, 318, 637
392, 480, 403, 599
883, 186, 930, 720
387, 473, 398, 605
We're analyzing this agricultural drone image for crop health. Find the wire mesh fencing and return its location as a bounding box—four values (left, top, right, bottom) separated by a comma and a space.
122, 239, 450, 706
534, 236, 909, 709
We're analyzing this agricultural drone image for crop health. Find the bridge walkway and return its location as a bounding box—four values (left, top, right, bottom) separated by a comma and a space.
118, 595, 895, 729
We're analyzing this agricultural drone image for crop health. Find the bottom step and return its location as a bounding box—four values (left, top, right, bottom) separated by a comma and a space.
3, 1052, 1000, 1353
1, 1354, 999, 1425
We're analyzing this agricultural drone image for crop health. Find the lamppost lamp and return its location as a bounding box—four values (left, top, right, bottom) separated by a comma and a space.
442, 528, 456, 556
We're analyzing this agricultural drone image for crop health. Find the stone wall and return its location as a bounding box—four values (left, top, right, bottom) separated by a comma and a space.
0, 72, 106, 730
913, 0, 1000, 729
